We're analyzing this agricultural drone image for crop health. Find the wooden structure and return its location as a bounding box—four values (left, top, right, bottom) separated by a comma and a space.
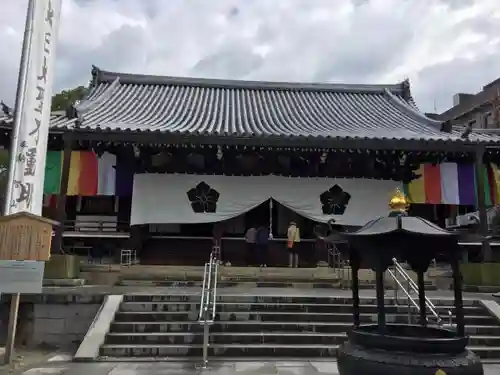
0, 211, 58, 261
1, 66, 500, 265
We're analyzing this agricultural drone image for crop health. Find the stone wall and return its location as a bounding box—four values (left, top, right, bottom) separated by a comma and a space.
32, 302, 100, 347
0, 294, 103, 349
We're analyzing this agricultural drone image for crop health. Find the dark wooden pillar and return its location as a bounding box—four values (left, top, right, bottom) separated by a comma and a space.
475, 146, 492, 262
51, 135, 73, 254
417, 270, 427, 326
350, 250, 360, 328
451, 254, 465, 337
375, 264, 386, 331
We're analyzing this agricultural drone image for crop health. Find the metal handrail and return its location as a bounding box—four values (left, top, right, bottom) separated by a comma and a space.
211, 258, 219, 322
198, 262, 209, 321
198, 249, 219, 369
392, 259, 442, 324
390, 258, 453, 327
387, 268, 421, 312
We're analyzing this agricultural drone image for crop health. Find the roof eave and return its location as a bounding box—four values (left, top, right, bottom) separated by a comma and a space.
63, 127, 479, 152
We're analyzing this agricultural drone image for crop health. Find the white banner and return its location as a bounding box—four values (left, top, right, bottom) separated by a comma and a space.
130, 174, 399, 226
7, 0, 62, 215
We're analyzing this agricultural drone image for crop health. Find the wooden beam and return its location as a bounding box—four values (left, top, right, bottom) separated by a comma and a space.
51, 135, 73, 254
69, 129, 478, 153
3, 293, 20, 364
475, 146, 492, 262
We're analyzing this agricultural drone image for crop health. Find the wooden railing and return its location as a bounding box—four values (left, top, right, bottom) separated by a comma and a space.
63, 219, 130, 233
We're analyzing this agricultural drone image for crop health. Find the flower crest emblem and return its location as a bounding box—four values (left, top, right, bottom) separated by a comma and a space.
320, 184, 351, 215
186, 181, 220, 213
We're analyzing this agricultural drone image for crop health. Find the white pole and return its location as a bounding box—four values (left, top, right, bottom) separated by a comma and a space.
3, 0, 35, 364
3, 0, 63, 364
3, 0, 35, 215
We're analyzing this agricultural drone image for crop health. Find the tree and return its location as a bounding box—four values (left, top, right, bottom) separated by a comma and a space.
51, 86, 88, 111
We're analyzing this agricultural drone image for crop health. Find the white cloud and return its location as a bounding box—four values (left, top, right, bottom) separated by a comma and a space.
0, 0, 498, 113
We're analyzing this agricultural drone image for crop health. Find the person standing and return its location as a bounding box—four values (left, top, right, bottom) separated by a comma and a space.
245, 225, 257, 266
256, 225, 269, 267
287, 221, 301, 268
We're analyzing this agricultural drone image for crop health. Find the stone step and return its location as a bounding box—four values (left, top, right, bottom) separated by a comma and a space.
104, 331, 500, 347
100, 343, 339, 358
121, 294, 479, 306
469, 346, 500, 360
112, 311, 495, 325
118, 279, 436, 290
99, 342, 500, 359
109, 321, 354, 334
119, 280, 341, 288
109, 321, 500, 335
119, 301, 485, 315
105, 331, 347, 345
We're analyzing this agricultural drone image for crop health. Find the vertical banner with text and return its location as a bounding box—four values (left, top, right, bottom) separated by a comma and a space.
8, 0, 62, 216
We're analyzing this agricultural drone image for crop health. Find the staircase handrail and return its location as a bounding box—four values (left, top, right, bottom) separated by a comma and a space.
386, 268, 421, 312
211, 255, 219, 322
198, 261, 210, 321
391, 258, 448, 326
197, 248, 219, 369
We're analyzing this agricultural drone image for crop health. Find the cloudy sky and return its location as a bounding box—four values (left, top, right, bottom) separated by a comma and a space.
0, 0, 499, 113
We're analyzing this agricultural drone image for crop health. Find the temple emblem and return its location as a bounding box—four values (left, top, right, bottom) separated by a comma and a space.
186, 181, 220, 213
320, 184, 351, 215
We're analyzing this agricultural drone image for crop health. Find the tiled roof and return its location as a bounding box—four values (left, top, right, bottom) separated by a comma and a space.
47, 66, 469, 145
0, 112, 12, 126
451, 126, 500, 144
0, 109, 68, 130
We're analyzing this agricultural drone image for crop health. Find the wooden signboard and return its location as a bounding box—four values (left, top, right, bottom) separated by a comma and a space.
0, 211, 59, 261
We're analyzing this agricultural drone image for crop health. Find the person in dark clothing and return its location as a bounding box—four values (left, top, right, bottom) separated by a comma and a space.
255, 225, 269, 267
244, 226, 257, 266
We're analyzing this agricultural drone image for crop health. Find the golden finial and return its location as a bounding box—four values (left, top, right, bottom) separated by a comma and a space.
389, 188, 409, 213
435, 370, 447, 375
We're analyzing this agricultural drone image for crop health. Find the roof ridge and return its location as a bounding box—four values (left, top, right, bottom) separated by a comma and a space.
91, 65, 408, 95
383, 89, 443, 129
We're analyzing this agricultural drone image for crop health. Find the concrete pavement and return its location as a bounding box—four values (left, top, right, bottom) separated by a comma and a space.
14, 361, 500, 375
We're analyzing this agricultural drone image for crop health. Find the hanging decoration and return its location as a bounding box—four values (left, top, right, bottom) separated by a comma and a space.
403, 162, 500, 207
130, 173, 399, 226
43, 151, 134, 196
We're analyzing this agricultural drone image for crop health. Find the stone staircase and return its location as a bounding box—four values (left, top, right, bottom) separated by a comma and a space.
99, 293, 500, 361
112, 265, 442, 290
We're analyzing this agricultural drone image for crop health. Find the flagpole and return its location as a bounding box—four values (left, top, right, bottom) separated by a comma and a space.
3, 0, 62, 364
3, 0, 35, 365
4, 0, 35, 215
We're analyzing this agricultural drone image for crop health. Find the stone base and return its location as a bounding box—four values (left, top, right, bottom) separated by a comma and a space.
337, 324, 483, 375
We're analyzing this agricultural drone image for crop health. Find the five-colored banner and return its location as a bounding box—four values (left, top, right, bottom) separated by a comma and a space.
403, 162, 500, 207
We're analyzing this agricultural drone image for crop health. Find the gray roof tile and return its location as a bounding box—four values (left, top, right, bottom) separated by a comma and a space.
451, 126, 500, 144
52, 67, 467, 144
0, 110, 68, 130
2, 67, 491, 147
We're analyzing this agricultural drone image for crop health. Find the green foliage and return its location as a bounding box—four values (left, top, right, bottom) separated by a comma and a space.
51, 86, 88, 111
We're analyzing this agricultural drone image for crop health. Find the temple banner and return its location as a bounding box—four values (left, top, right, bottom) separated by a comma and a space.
130, 174, 399, 226
404, 162, 500, 206
6, 0, 62, 215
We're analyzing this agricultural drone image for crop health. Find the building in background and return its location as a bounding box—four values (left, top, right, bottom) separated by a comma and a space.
429, 77, 500, 129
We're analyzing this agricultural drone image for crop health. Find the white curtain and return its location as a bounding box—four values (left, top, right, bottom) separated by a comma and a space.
130, 174, 399, 226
